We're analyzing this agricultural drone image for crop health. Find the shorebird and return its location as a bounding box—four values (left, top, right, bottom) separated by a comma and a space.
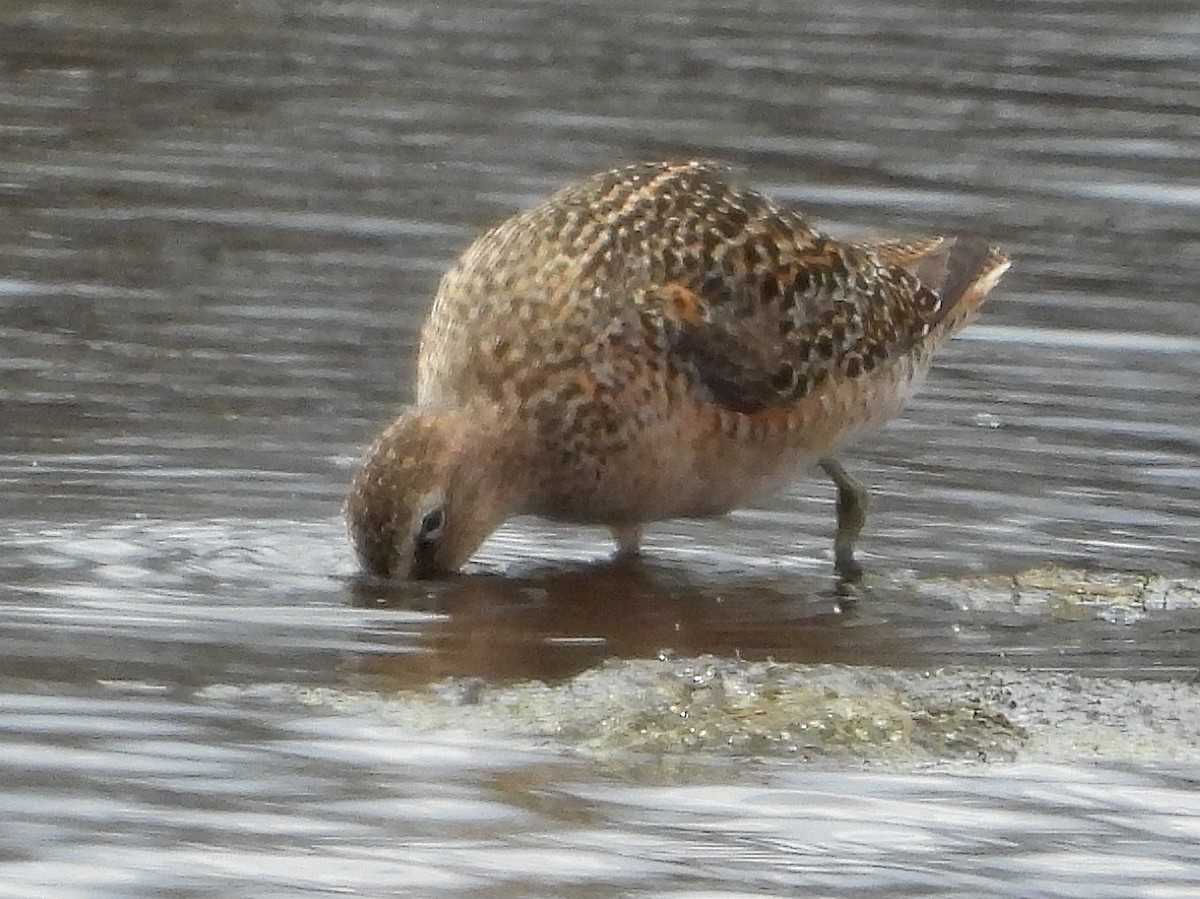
347, 160, 1009, 581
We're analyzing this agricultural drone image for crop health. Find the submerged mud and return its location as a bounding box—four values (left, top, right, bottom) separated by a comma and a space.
913, 566, 1200, 623
269, 569, 1200, 768
285, 654, 1200, 768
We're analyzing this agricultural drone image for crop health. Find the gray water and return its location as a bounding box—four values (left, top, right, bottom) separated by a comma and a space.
2, 0, 1200, 895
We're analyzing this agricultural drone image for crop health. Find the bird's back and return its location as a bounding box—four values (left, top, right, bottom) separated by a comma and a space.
414, 161, 1009, 521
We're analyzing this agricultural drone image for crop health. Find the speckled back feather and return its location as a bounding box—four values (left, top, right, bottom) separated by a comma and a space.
420, 160, 1006, 421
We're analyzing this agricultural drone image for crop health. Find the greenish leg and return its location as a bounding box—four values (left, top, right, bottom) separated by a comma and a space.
818, 457, 868, 583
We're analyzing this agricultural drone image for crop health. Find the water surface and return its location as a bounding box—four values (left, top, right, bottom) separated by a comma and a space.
1, 0, 1198, 895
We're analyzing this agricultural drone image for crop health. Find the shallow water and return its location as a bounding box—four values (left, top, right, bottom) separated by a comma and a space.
2, 0, 1199, 895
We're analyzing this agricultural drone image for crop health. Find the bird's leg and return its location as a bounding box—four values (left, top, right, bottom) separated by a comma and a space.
610, 523, 644, 557
818, 457, 868, 582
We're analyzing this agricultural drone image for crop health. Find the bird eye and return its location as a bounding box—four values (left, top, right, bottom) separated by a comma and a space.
418, 507, 446, 542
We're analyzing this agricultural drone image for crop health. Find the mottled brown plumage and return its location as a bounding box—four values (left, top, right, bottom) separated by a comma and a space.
347, 160, 1009, 579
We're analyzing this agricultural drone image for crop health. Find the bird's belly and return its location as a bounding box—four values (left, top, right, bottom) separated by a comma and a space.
526, 443, 793, 524
520, 406, 811, 525
524, 353, 931, 525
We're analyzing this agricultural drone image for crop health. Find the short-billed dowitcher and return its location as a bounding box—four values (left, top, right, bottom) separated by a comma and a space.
347, 161, 1009, 581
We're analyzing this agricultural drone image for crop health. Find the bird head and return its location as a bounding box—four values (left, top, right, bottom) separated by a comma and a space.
345, 408, 518, 579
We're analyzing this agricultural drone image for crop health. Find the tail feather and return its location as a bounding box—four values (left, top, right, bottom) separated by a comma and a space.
873, 235, 1012, 336
916, 235, 1006, 302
